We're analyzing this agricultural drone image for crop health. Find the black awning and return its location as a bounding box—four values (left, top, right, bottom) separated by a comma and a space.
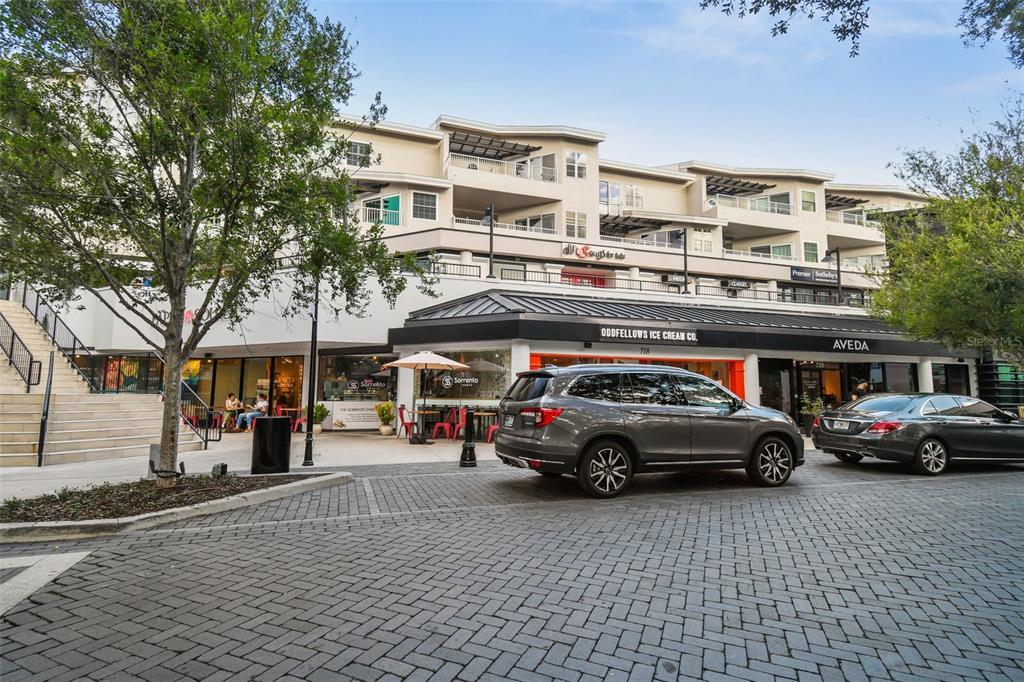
825, 193, 869, 210
705, 175, 775, 197
599, 214, 673, 234
448, 131, 541, 160
351, 179, 390, 194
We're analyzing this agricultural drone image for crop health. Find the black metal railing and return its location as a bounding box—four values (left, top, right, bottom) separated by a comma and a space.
37, 351, 55, 466
9, 282, 99, 389
0, 311, 41, 391
694, 284, 867, 307
179, 380, 223, 444
408, 261, 483, 278
73, 353, 165, 394
500, 268, 677, 294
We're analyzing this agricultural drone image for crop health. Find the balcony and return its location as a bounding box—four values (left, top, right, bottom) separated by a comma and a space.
452, 216, 558, 236
711, 194, 792, 216
361, 206, 401, 226
598, 235, 683, 251
447, 153, 557, 183
723, 248, 796, 264
826, 210, 881, 228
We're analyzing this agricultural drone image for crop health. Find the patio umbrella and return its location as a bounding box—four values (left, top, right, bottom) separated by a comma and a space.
384, 352, 469, 443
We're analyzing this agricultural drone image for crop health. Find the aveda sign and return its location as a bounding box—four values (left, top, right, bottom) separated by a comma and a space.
833, 338, 871, 352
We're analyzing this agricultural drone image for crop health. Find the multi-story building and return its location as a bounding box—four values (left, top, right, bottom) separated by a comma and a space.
59, 114, 983, 434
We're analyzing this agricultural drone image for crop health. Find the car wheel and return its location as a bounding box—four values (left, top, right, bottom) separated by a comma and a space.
747, 436, 794, 487
577, 440, 633, 498
539, 471, 562, 478
833, 452, 864, 464
913, 438, 949, 475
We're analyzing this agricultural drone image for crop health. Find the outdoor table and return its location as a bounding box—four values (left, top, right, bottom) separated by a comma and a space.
415, 410, 440, 434
473, 411, 497, 433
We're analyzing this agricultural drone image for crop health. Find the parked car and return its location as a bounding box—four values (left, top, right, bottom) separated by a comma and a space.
494, 364, 804, 497
812, 393, 1024, 475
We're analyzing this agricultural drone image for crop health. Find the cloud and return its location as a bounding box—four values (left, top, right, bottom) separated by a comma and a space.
867, 1, 960, 38
945, 69, 1024, 94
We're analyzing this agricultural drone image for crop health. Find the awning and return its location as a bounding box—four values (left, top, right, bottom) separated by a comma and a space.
448, 131, 540, 160
825, 193, 869, 210
705, 175, 775, 197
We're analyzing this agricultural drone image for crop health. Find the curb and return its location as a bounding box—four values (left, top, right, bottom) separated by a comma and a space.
0, 471, 353, 543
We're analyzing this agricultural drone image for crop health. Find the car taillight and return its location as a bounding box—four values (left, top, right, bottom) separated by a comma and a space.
520, 407, 563, 428
867, 420, 903, 434
812, 416, 821, 430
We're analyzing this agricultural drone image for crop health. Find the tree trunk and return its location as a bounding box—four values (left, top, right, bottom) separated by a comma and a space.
156, 334, 184, 489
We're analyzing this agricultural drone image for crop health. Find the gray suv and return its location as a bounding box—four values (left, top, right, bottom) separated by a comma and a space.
495, 364, 804, 497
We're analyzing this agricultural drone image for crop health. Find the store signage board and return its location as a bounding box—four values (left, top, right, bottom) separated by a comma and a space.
562, 244, 627, 262
790, 266, 839, 284
721, 279, 753, 289
326, 401, 380, 430
598, 326, 699, 345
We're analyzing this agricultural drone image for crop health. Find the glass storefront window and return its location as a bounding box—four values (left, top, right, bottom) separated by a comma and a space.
320, 355, 395, 402
885, 363, 917, 393
413, 350, 512, 404
242, 358, 271, 405
531, 354, 741, 395
272, 356, 303, 410
182, 359, 214, 404
212, 359, 241, 408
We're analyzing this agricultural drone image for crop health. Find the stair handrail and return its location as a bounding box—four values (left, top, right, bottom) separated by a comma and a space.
0, 311, 41, 391
10, 282, 100, 391
37, 351, 55, 466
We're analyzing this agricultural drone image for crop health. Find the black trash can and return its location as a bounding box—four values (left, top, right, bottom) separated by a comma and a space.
251, 416, 291, 474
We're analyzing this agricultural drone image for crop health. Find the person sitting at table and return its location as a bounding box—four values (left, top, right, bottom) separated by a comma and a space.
235, 393, 268, 431
223, 393, 242, 431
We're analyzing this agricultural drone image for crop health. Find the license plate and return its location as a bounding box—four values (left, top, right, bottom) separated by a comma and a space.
503, 415, 515, 427
831, 420, 850, 430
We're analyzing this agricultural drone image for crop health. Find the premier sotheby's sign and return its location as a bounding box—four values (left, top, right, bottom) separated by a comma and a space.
598, 326, 699, 345
790, 266, 839, 285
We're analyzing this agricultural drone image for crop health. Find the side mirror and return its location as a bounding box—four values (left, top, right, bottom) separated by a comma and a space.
731, 398, 744, 412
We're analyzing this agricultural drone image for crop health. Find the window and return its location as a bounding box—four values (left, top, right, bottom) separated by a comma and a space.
848, 395, 913, 413
751, 244, 793, 259
675, 375, 735, 409
957, 397, 1004, 419
514, 213, 556, 234
691, 228, 714, 254
801, 190, 816, 212
506, 375, 551, 402
363, 195, 400, 225
346, 141, 370, 167
566, 374, 622, 402
566, 152, 587, 179
921, 396, 962, 416
565, 211, 587, 239
517, 153, 556, 181
599, 181, 621, 206
623, 185, 644, 208
623, 373, 683, 405
412, 192, 437, 220
803, 242, 819, 263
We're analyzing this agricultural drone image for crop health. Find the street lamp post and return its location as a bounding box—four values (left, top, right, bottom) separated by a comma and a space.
302, 272, 318, 467
822, 247, 843, 304
484, 203, 496, 278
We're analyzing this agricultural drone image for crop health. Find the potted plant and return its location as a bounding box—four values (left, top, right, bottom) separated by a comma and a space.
799, 393, 825, 435
375, 400, 395, 436
311, 403, 329, 435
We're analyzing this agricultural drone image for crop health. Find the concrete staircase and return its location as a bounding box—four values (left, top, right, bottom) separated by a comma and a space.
0, 299, 205, 467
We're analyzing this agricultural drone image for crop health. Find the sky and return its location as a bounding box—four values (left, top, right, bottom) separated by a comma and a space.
310, 0, 1022, 184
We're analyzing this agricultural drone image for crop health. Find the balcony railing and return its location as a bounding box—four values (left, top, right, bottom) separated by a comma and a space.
499, 268, 677, 294
723, 248, 796, 263
694, 284, 866, 307
448, 153, 557, 183
826, 210, 882, 228
711, 194, 793, 216
453, 216, 557, 236
413, 260, 483, 278
362, 206, 401, 226
599, 235, 683, 250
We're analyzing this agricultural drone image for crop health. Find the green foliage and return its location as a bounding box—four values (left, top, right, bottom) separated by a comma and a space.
374, 400, 395, 424
312, 403, 329, 425
799, 393, 825, 417
701, 0, 1024, 66
873, 99, 1024, 366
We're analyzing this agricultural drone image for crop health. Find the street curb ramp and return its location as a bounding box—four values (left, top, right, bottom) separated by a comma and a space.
0, 471, 353, 543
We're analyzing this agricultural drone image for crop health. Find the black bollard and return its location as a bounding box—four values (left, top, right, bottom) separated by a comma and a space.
459, 407, 477, 467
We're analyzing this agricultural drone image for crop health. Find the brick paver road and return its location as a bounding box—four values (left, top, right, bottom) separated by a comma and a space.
2, 452, 1023, 681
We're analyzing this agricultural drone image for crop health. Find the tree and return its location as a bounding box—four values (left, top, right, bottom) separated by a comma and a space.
0, 0, 421, 486
871, 100, 1024, 366
700, 0, 1024, 66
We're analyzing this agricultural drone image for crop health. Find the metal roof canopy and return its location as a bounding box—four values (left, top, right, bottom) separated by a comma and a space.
825, 193, 869, 210
448, 131, 541, 160
705, 175, 775, 197
599, 214, 674, 235
405, 289, 899, 335
351, 179, 390, 194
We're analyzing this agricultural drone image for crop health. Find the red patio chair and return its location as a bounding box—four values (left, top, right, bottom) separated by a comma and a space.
486, 424, 499, 443
397, 405, 417, 438
431, 407, 456, 440
451, 407, 468, 440
293, 415, 307, 432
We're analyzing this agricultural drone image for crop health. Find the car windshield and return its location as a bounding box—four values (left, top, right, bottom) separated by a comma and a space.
846, 395, 914, 414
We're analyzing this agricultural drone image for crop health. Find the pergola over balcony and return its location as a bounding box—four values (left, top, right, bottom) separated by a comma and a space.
825, 193, 869, 210
705, 175, 775, 197
448, 131, 540, 161
351, 178, 391, 195
600, 213, 674, 236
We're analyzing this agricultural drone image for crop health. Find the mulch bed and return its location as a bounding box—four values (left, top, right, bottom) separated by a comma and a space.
0, 473, 320, 523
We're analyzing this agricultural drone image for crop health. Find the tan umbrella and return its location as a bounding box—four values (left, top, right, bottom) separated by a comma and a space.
384, 352, 469, 443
